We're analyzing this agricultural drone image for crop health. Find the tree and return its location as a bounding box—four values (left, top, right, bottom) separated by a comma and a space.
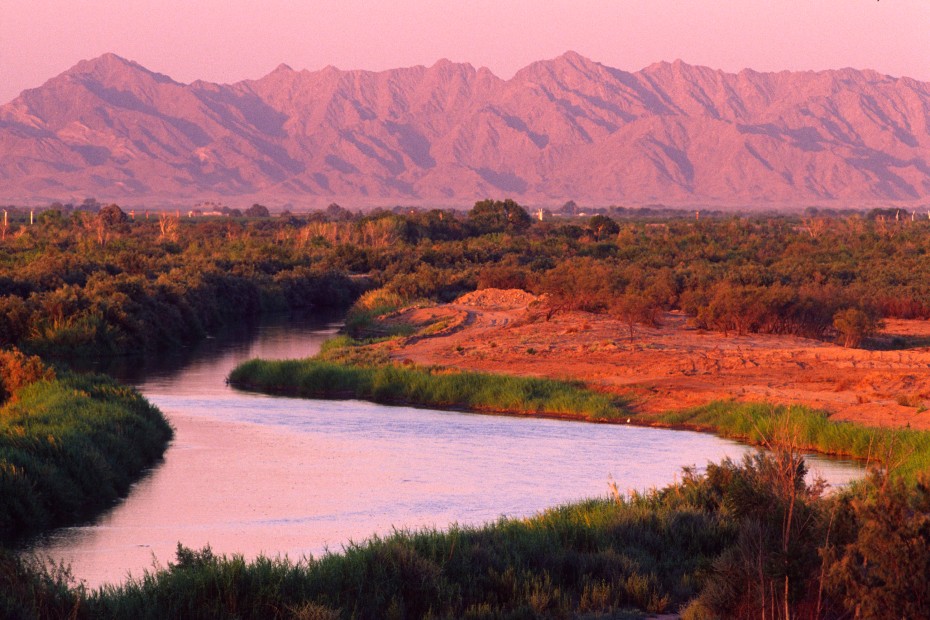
244, 203, 270, 218
467, 199, 532, 235
325, 203, 354, 222
588, 214, 619, 241
539, 257, 618, 317
97, 203, 129, 227
0, 347, 55, 403
828, 471, 930, 619
610, 292, 656, 342
699, 282, 768, 337
833, 308, 878, 348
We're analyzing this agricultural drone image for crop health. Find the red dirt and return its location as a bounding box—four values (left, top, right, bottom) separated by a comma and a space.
381, 289, 930, 430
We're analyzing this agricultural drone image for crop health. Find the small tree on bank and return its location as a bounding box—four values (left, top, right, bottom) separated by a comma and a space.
833, 308, 879, 348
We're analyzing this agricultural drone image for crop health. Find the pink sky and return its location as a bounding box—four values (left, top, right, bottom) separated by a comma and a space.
2, 0, 928, 104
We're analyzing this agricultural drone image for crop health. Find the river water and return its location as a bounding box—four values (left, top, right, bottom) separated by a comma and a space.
27, 314, 864, 589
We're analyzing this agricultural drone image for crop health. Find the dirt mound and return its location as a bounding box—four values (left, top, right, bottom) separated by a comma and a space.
455, 288, 539, 309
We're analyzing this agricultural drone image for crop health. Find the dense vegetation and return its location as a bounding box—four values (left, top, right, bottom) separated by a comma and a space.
0, 353, 172, 543
1, 201, 929, 358
229, 357, 624, 421
2, 199, 930, 617
3, 445, 928, 619
0, 206, 361, 357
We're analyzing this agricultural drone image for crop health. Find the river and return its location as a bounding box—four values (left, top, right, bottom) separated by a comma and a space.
27, 313, 864, 589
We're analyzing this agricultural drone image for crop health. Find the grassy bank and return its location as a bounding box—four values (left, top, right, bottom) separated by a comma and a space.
7, 484, 735, 619
229, 358, 626, 422
230, 353, 930, 480
0, 373, 173, 544
9, 447, 924, 618
659, 401, 930, 482
5, 360, 929, 617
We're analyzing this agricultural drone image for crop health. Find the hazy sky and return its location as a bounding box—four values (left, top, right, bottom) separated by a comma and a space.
2, 0, 929, 104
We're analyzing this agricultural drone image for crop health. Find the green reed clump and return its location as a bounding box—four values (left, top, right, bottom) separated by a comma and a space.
0, 373, 173, 543
658, 400, 930, 482
0, 549, 81, 620
228, 358, 625, 421
82, 488, 732, 619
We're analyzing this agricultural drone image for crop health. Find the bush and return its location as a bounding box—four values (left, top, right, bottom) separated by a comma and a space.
828, 471, 930, 619
833, 307, 879, 348
0, 347, 55, 404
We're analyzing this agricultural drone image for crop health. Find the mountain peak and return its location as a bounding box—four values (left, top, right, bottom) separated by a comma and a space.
555, 50, 592, 65
513, 50, 602, 83
65, 53, 175, 85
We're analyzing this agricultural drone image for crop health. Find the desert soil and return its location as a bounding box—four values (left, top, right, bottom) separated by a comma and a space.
378, 289, 930, 430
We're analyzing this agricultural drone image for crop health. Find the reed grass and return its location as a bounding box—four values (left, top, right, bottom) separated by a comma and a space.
229, 358, 626, 421
0, 373, 173, 543
77, 490, 731, 619
659, 400, 930, 481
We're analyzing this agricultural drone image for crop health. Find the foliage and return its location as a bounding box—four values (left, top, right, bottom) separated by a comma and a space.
3, 205, 930, 358
467, 199, 532, 235
827, 471, 930, 619
0, 347, 55, 404
244, 203, 270, 218
658, 400, 930, 482
0, 373, 172, 543
14, 481, 734, 619
229, 358, 626, 421
680, 450, 831, 619
832, 307, 879, 348
0, 550, 80, 620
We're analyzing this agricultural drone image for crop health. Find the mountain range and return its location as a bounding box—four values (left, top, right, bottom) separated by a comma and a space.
2, 51, 929, 208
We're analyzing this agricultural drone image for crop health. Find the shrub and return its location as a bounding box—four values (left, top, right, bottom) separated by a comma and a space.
833, 307, 879, 348
0, 347, 55, 404
828, 471, 930, 619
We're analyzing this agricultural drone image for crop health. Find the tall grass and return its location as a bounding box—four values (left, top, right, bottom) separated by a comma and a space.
231, 352, 930, 479
659, 401, 930, 481
229, 358, 626, 421
75, 489, 730, 619
0, 373, 173, 543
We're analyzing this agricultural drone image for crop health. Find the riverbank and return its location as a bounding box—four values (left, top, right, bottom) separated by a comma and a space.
0, 373, 173, 544
219, 319, 930, 617
377, 289, 930, 431
2, 481, 733, 619
228, 358, 626, 422
230, 337, 930, 482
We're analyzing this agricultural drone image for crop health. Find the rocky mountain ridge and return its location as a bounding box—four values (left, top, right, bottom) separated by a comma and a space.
2, 51, 929, 207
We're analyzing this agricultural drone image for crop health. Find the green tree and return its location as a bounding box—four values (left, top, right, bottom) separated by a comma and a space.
245, 203, 270, 218
588, 214, 619, 241
828, 472, 930, 619
468, 199, 532, 235
833, 308, 878, 348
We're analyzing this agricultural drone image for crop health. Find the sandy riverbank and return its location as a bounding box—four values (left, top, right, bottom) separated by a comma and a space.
370, 289, 930, 430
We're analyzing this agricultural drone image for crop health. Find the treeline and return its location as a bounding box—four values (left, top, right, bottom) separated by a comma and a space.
3, 200, 929, 353
0, 206, 364, 356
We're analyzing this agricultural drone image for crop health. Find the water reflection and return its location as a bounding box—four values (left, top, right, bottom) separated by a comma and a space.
27, 314, 864, 589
